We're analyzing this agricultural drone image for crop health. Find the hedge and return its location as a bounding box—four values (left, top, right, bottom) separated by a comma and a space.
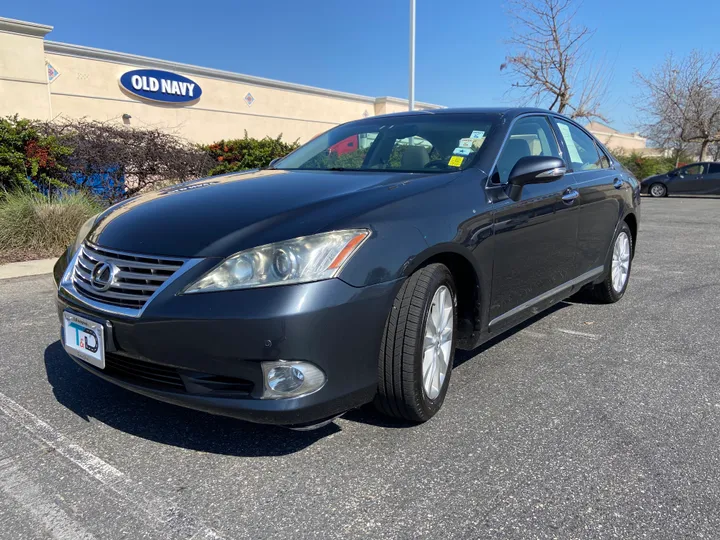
203, 132, 299, 176
612, 150, 680, 180
0, 116, 300, 202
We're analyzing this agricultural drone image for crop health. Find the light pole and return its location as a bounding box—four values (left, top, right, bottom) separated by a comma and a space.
409, 0, 415, 111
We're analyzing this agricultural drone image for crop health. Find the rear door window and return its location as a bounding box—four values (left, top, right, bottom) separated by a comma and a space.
553, 119, 602, 171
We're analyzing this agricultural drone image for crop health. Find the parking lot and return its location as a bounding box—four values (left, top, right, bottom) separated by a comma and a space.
0, 196, 718, 539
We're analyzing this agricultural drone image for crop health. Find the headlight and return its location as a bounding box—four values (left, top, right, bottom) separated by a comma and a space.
71, 215, 98, 256
183, 229, 370, 293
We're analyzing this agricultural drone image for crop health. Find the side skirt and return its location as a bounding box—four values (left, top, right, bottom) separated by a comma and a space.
457, 266, 605, 351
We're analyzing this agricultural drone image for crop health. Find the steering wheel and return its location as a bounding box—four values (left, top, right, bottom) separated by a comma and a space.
424, 159, 451, 170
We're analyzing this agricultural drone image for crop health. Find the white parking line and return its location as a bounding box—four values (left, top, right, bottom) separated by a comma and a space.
0, 392, 123, 484
0, 391, 229, 540
556, 328, 601, 340
0, 462, 98, 540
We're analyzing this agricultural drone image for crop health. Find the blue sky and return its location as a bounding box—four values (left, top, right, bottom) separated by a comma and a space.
4, 0, 720, 132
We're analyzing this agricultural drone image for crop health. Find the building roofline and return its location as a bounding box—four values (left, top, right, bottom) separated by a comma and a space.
0, 17, 53, 38
44, 41, 441, 108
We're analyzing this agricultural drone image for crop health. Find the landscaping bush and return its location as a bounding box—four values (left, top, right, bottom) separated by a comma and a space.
0, 190, 102, 263
39, 119, 213, 202
204, 132, 299, 176
613, 150, 679, 180
0, 115, 72, 193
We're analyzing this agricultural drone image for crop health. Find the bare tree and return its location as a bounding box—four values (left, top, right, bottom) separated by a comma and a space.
501, 0, 610, 122
636, 51, 720, 161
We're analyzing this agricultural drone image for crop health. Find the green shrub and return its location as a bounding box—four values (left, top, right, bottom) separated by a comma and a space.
0, 190, 102, 260
613, 150, 679, 180
0, 116, 72, 192
204, 132, 299, 176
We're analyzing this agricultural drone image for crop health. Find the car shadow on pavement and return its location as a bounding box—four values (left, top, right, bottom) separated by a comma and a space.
453, 300, 572, 368
43, 341, 338, 456
343, 301, 574, 429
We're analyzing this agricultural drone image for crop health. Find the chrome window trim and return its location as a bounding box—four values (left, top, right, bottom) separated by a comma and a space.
59, 248, 204, 319
484, 113, 565, 190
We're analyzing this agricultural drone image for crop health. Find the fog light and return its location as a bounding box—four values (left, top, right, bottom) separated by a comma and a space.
261, 361, 326, 399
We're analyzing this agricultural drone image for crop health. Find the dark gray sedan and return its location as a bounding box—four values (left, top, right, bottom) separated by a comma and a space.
641, 162, 720, 197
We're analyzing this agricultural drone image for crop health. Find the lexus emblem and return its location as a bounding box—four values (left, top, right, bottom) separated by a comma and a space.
90, 261, 115, 292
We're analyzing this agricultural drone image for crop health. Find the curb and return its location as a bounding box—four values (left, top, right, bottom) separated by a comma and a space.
0, 258, 58, 280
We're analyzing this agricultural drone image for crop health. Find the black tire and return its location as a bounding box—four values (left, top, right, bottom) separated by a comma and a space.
588, 222, 633, 304
374, 263, 457, 422
649, 183, 667, 197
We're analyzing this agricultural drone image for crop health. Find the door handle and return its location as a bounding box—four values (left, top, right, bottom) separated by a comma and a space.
561, 189, 579, 202
613, 178, 624, 189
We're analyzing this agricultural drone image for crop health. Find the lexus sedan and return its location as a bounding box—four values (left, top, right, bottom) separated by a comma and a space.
641, 162, 720, 197
54, 108, 640, 429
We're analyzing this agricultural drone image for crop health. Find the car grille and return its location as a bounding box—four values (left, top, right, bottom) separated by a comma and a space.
72, 242, 186, 309
105, 352, 186, 390
102, 352, 255, 396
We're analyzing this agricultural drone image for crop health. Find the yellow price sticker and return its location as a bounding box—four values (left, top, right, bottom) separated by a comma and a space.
448, 156, 464, 167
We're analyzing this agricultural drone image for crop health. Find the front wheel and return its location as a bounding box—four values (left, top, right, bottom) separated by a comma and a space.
588, 222, 633, 303
374, 263, 457, 422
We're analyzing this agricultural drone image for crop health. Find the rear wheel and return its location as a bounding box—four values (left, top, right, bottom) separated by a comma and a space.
649, 183, 667, 197
374, 263, 456, 422
588, 222, 633, 304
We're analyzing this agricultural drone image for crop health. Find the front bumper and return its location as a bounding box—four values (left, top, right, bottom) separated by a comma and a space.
54, 252, 401, 426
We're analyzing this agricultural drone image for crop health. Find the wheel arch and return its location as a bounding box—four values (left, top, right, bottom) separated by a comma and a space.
405, 245, 484, 347
623, 212, 638, 258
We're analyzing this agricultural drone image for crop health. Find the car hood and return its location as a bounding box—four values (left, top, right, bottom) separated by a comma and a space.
88, 168, 451, 258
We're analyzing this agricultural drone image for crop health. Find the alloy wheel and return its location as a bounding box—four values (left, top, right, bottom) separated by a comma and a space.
650, 184, 666, 197
611, 232, 631, 293
422, 285, 453, 400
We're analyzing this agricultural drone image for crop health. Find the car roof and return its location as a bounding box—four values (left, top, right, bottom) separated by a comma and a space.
371, 107, 554, 120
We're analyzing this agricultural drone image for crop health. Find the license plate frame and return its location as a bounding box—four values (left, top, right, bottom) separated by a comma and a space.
62, 311, 106, 369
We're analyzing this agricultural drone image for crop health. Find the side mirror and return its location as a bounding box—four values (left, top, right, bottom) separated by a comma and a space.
507, 156, 566, 201
268, 157, 281, 168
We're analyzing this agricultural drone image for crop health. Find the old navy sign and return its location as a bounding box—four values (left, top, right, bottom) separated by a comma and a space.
119, 69, 202, 104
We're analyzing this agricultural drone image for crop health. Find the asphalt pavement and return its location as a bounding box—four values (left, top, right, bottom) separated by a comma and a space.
1, 197, 719, 539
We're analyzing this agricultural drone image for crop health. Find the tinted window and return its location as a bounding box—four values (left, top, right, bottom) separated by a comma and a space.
277, 115, 497, 172
597, 145, 612, 169
496, 116, 561, 183
709, 163, 720, 174
554, 119, 602, 171
681, 164, 705, 175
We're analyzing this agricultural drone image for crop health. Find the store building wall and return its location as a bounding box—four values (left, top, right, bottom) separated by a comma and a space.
1, 17, 441, 145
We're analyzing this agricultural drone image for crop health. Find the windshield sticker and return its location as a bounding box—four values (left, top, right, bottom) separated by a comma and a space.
448, 156, 464, 167
470, 130, 485, 139
458, 138, 474, 148
557, 123, 582, 164
453, 147, 472, 156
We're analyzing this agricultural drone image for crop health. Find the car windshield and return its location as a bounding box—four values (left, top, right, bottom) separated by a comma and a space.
274, 114, 498, 173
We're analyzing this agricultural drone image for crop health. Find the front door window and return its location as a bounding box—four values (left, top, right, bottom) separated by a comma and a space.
496, 116, 561, 183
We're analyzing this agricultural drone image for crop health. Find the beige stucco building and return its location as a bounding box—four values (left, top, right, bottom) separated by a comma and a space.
585, 122, 654, 154
0, 17, 441, 144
